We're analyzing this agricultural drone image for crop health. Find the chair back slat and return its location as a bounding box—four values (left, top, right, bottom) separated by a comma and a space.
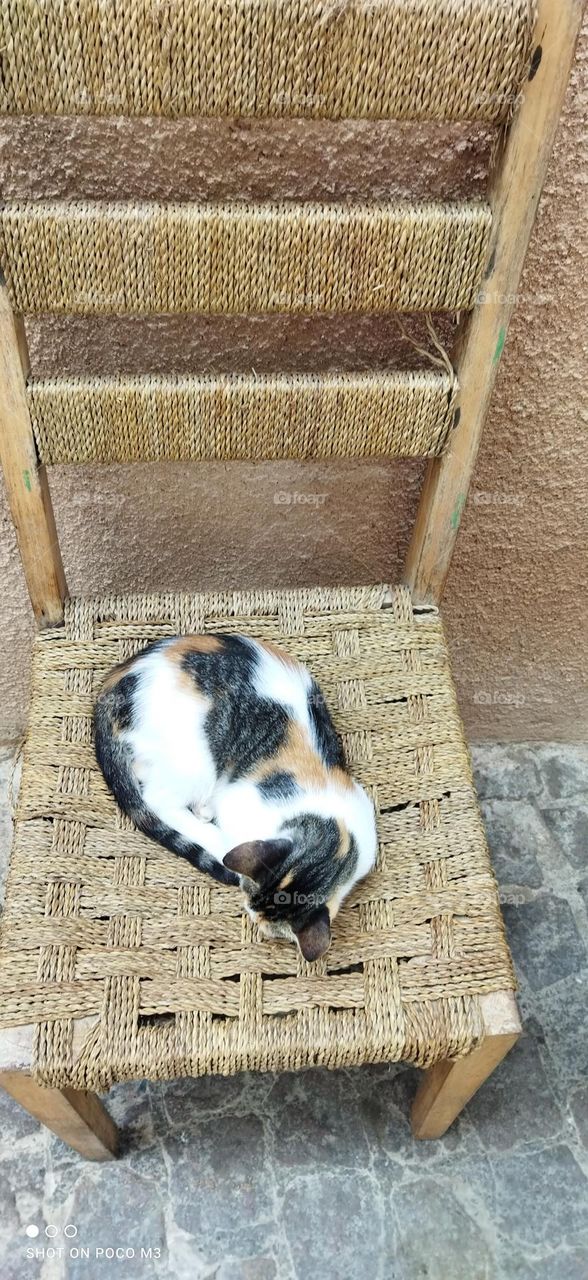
0, 201, 491, 316
28, 372, 457, 464
0, 0, 536, 122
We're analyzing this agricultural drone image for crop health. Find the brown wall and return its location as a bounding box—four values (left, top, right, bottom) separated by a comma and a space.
0, 19, 586, 744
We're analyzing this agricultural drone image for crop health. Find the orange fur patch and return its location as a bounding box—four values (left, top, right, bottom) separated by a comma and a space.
335, 819, 351, 860
331, 765, 353, 792
252, 722, 327, 791
253, 721, 351, 794
167, 635, 224, 659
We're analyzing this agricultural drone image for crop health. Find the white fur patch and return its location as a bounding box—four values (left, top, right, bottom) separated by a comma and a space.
246, 639, 313, 730
122, 646, 226, 860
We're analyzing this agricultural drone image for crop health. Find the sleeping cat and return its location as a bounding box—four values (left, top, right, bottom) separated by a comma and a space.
93, 633, 377, 961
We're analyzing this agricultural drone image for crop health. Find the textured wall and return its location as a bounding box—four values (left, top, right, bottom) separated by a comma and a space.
0, 20, 586, 743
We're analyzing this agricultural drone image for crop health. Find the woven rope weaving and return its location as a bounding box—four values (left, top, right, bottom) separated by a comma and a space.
28, 372, 457, 464
0, 201, 492, 315
0, 585, 515, 1090
0, 0, 536, 121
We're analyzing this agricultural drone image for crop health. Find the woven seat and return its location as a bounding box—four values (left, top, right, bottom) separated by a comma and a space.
0, 585, 514, 1091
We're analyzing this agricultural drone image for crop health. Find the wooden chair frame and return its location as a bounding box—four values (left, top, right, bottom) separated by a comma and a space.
0, 0, 582, 1157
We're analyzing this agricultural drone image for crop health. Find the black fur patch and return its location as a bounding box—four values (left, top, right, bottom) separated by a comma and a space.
308, 679, 346, 769
93, 672, 139, 802
181, 635, 290, 779
109, 671, 139, 732
258, 771, 300, 802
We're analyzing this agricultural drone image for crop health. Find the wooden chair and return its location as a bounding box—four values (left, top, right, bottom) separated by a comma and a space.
0, 0, 581, 1160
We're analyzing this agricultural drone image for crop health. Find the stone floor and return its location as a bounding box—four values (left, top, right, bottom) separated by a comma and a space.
0, 742, 586, 1280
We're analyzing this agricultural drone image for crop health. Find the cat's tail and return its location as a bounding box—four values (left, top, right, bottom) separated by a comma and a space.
93, 692, 238, 887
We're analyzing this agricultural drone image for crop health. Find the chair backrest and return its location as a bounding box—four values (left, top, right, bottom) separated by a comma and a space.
0, 0, 581, 628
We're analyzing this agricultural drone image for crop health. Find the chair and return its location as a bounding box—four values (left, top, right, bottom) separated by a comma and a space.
0, 0, 581, 1159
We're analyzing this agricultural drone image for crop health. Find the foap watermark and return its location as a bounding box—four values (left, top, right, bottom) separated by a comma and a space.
73, 288, 128, 310
474, 288, 552, 307
473, 490, 525, 508
71, 88, 128, 110
473, 689, 526, 708
270, 289, 327, 309
272, 90, 327, 109
274, 491, 328, 507
22, 1222, 162, 1265
474, 90, 524, 109
274, 890, 317, 907
497, 889, 528, 907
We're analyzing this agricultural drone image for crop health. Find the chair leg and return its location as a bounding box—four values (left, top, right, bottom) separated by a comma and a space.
411, 991, 521, 1139
0, 1070, 119, 1161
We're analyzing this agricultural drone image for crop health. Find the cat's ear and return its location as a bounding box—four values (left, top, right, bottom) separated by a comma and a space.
223, 838, 292, 880
296, 906, 331, 961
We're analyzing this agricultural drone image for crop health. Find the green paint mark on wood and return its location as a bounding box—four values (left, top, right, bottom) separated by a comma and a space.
23, 469, 32, 492
493, 326, 506, 364
450, 492, 466, 531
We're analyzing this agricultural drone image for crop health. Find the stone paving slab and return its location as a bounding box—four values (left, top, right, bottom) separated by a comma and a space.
0, 743, 587, 1280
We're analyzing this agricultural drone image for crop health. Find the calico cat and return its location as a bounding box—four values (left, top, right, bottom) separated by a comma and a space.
93, 633, 377, 961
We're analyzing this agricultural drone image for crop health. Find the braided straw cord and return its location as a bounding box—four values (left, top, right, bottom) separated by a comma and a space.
0, 201, 492, 315
0, 585, 515, 1090
28, 372, 457, 464
0, 0, 536, 122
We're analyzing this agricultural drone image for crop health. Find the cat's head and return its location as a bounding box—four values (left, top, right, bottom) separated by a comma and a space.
222, 813, 360, 961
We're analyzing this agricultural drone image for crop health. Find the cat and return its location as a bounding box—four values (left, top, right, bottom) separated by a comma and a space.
93, 633, 377, 961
